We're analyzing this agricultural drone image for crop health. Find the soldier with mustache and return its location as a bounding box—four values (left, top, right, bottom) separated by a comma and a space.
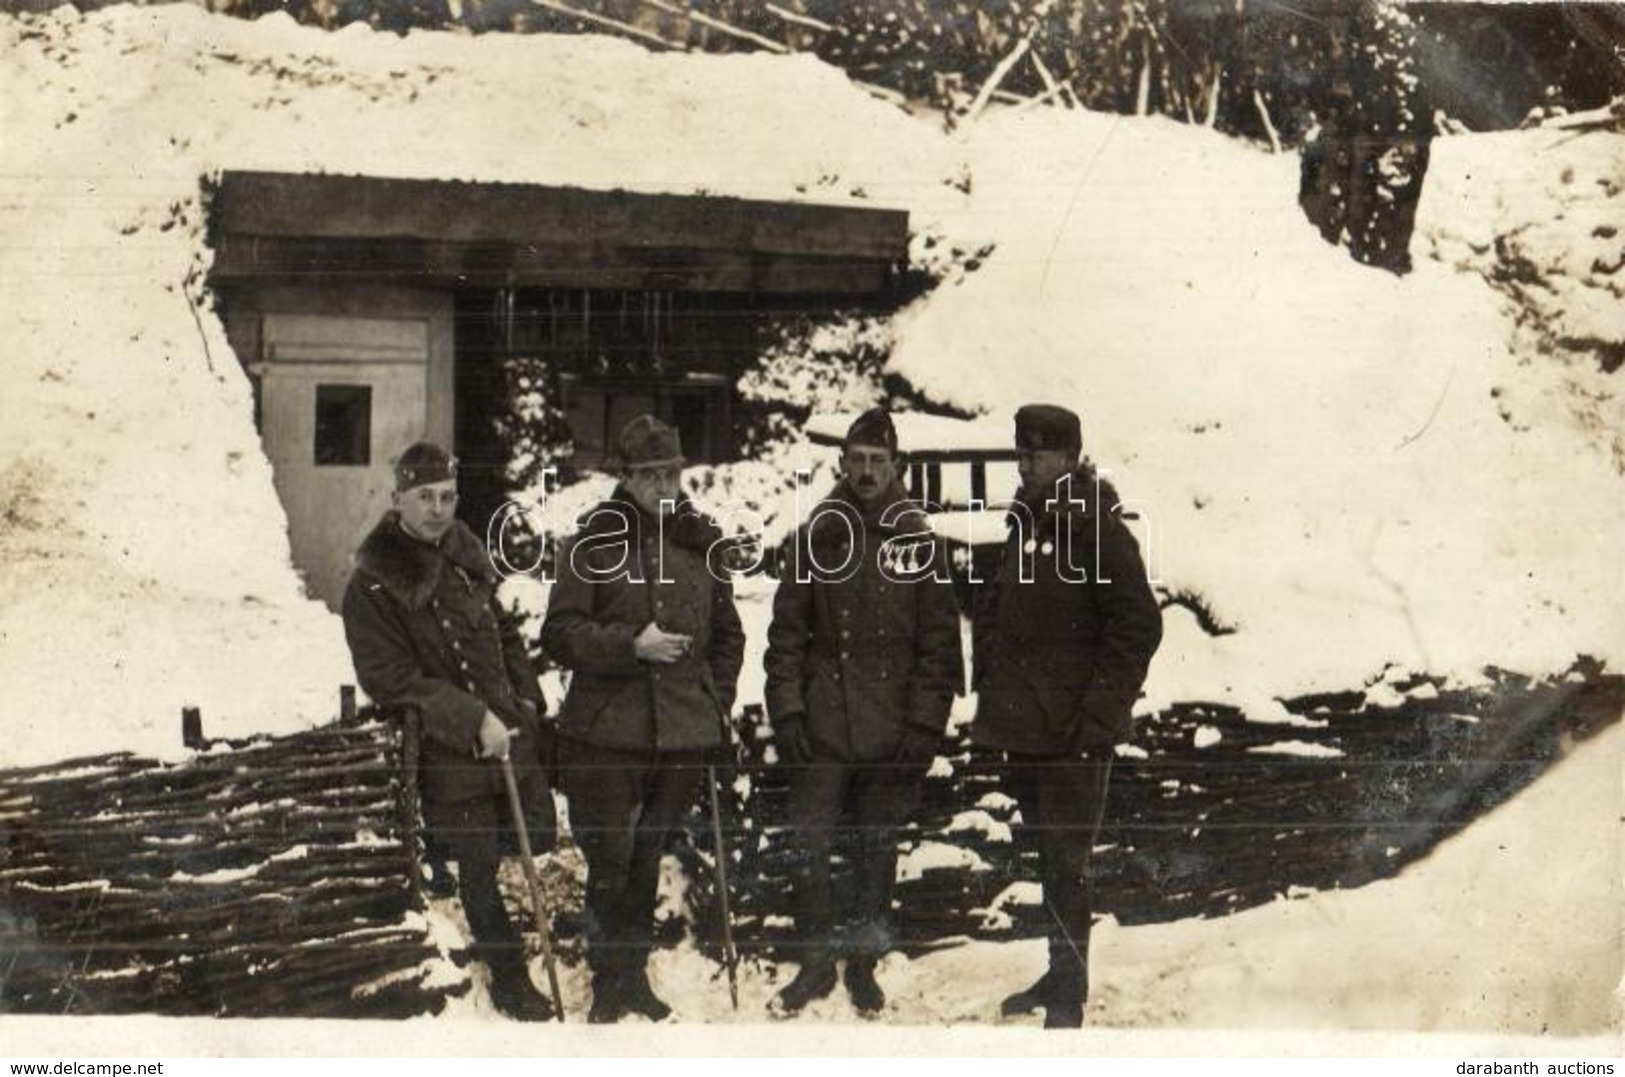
765, 407, 964, 1015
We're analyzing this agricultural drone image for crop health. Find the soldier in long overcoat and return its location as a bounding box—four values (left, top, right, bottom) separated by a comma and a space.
764, 408, 964, 1014
342, 441, 556, 1021
971, 405, 1163, 1029
541, 414, 746, 1024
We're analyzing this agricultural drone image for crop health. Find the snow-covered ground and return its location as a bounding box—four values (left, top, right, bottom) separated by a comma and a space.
0, 0, 1620, 1049
7, 721, 1620, 1054
3, 4, 1619, 766
416, 721, 1620, 1042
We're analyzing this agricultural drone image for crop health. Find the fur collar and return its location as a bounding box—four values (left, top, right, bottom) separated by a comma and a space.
353, 513, 495, 608
1009, 462, 1123, 535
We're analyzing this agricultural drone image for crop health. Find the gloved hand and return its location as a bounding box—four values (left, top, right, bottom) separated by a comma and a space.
774, 714, 813, 766
1070, 687, 1127, 755
894, 727, 940, 770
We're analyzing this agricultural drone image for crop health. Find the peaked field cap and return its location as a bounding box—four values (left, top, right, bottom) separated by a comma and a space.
1014, 404, 1082, 451
394, 440, 458, 491
843, 406, 899, 454
618, 413, 686, 470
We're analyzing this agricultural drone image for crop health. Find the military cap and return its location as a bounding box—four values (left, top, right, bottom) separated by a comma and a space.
843, 406, 899, 455
393, 440, 458, 491
618, 413, 685, 470
1014, 404, 1082, 452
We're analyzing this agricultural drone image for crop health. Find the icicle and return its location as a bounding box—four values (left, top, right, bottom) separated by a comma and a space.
503, 283, 516, 353
647, 290, 659, 367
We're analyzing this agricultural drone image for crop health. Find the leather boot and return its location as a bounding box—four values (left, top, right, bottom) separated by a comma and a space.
1044, 1000, 1084, 1029
774, 955, 838, 1014
487, 955, 553, 1022
619, 964, 673, 1022
587, 969, 624, 1024
1000, 969, 1056, 1017
843, 955, 885, 1015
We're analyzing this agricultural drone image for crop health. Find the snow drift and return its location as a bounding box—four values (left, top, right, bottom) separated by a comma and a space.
0, 1, 1620, 1048
0, 7, 1619, 782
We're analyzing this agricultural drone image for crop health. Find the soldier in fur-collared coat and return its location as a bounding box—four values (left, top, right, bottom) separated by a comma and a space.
341, 441, 556, 1021
971, 405, 1163, 1030
764, 408, 964, 1016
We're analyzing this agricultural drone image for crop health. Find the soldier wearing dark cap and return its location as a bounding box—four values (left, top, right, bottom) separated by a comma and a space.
541, 414, 745, 1023
971, 404, 1163, 1029
764, 407, 964, 1015
341, 440, 557, 1021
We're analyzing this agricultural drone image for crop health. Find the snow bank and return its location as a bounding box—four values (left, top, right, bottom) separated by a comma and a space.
889, 109, 1625, 711
1, 2, 1618, 766
819, 723, 1619, 1038
0, 3, 952, 766
1090, 721, 1624, 1035
1420, 120, 1625, 470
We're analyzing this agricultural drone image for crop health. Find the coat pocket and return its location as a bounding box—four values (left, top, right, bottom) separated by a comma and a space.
1033, 682, 1086, 740
559, 675, 638, 739
1075, 684, 1133, 745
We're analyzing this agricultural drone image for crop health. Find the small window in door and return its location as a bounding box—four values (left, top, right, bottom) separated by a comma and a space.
314, 384, 372, 466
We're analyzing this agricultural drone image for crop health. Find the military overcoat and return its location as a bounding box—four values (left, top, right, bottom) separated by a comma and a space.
765, 481, 964, 762
541, 492, 746, 753
341, 514, 550, 806
971, 466, 1163, 755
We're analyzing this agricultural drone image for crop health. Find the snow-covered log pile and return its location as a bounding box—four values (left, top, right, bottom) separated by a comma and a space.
0, 721, 458, 1017
1423, 104, 1625, 381
678, 666, 1622, 956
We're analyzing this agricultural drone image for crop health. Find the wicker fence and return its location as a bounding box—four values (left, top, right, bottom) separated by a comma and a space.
3, 667, 1617, 1014
0, 722, 456, 1017
676, 666, 1622, 959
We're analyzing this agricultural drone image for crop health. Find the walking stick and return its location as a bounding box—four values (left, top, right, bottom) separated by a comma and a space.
498, 754, 566, 1021
706, 764, 740, 1011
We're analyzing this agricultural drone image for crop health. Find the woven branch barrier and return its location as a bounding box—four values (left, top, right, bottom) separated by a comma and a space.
2, 667, 1618, 1014
0, 722, 457, 1017
679, 666, 1623, 959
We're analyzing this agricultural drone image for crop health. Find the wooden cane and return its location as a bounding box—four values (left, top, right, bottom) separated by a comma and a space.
499, 754, 566, 1021
706, 764, 741, 1010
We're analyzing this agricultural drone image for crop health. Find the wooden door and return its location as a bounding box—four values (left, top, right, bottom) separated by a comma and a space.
253, 314, 430, 609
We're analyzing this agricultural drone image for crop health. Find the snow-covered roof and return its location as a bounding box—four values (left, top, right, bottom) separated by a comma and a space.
210, 169, 910, 295
804, 411, 1019, 456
